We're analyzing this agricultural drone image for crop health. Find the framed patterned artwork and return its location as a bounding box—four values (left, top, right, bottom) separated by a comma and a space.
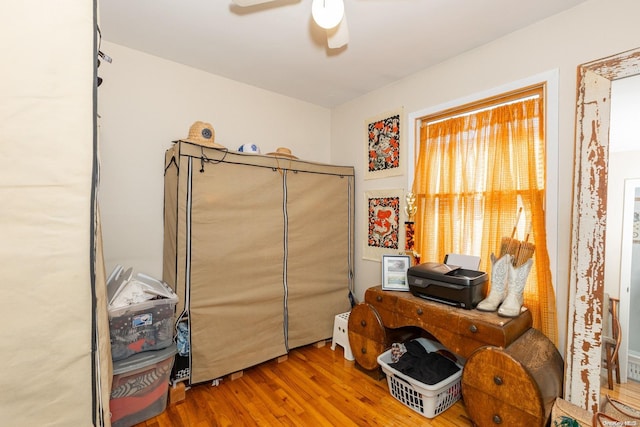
365, 108, 404, 179
363, 189, 405, 261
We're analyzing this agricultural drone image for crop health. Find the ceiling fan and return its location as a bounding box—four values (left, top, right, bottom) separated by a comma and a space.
232, 0, 349, 49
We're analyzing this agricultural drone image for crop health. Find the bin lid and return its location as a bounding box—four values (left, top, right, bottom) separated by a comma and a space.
107, 265, 178, 310
112, 344, 178, 375
106, 265, 133, 306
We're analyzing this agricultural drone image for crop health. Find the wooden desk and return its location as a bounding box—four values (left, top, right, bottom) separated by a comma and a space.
348, 286, 532, 369
348, 286, 563, 427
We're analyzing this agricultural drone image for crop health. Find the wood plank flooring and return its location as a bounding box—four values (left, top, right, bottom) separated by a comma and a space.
604, 373, 640, 404
133, 343, 640, 427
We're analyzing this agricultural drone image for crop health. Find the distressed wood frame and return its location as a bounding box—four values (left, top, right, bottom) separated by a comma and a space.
566, 47, 640, 412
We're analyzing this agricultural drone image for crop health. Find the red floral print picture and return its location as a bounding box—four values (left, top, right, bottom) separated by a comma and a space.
367, 114, 400, 173
367, 196, 400, 249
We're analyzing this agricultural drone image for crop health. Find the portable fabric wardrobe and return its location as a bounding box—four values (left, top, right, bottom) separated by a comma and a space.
0, 1, 112, 425
163, 141, 355, 384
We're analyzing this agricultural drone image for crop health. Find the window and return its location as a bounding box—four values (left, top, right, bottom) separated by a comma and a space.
410, 83, 557, 343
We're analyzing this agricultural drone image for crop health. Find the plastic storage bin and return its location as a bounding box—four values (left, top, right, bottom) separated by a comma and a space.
110, 344, 177, 427
108, 266, 179, 361
377, 338, 463, 418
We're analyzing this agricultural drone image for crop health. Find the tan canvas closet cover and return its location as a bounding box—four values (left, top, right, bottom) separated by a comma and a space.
164, 142, 354, 383
0, 1, 112, 425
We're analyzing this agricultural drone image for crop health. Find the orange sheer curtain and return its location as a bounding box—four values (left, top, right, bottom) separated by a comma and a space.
412, 97, 558, 345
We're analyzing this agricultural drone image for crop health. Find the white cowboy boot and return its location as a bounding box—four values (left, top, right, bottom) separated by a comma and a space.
498, 258, 533, 317
476, 253, 511, 312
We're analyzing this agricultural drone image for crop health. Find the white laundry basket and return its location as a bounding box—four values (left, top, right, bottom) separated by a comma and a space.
377, 338, 462, 418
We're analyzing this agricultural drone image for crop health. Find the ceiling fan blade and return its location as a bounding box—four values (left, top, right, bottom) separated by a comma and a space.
232, 0, 278, 6
327, 14, 349, 49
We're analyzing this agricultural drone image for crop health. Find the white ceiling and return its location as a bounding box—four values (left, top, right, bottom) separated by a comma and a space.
99, 0, 587, 108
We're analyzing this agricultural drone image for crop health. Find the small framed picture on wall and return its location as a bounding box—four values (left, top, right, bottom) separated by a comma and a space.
381, 254, 411, 291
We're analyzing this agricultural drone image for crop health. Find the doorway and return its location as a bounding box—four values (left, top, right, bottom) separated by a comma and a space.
605, 75, 640, 384
615, 179, 640, 382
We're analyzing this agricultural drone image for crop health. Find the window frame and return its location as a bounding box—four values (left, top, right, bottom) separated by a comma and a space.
406, 70, 559, 291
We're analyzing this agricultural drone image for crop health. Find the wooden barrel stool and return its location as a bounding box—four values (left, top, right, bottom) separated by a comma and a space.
461, 328, 564, 427
348, 303, 422, 374
348, 303, 388, 371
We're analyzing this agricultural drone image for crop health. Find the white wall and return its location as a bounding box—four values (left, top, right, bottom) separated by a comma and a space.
330, 0, 640, 357
97, 42, 332, 276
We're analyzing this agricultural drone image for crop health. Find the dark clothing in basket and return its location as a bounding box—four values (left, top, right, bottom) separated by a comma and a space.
389, 339, 460, 385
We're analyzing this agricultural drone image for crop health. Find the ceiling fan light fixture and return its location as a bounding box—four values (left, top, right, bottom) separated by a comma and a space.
311, 0, 345, 30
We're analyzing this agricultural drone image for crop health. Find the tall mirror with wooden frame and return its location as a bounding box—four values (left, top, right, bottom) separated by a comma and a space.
566, 47, 640, 412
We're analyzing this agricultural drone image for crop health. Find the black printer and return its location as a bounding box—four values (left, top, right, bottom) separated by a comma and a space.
407, 262, 487, 309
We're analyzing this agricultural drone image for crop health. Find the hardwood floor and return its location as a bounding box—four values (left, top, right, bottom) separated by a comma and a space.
603, 374, 640, 405
133, 343, 640, 427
